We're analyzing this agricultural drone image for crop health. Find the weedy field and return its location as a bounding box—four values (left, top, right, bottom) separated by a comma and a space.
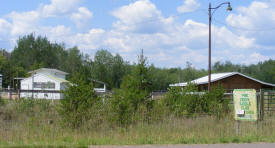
1, 99, 275, 147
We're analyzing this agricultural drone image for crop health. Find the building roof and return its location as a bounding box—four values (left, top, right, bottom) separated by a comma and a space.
90, 79, 107, 85
169, 72, 275, 87
44, 74, 69, 83
28, 68, 68, 75
21, 73, 69, 83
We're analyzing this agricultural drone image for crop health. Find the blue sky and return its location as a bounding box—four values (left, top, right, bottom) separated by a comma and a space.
0, 0, 274, 69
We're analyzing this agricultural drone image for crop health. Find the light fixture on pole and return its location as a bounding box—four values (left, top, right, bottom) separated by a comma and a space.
208, 2, 232, 92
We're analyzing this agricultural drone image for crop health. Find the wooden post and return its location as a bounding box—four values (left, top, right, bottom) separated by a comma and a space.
256, 119, 259, 135
236, 120, 240, 135
260, 89, 264, 121
8, 86, 12, 100
18, 89, 20, 99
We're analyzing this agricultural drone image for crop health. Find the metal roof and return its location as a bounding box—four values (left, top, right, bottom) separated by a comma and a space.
21, 73, 69, 83
169, 72, 275, 87
28, 68, 68, 75
45, 74, 69, 83
90, 79, 107, 85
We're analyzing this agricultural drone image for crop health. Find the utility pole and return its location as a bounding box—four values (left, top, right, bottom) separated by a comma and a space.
208, 3, 212, 93
208, 2, 232, 92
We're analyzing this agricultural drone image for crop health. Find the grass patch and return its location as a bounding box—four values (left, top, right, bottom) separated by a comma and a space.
1, 99, 275, 147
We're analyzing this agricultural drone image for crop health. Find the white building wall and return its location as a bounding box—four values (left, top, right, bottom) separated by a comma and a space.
20, 74, 62, 99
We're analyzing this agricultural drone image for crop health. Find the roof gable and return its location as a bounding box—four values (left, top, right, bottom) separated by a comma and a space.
28, 68, 68, 75
21, 73, 68, 83
170, 72, 275, 87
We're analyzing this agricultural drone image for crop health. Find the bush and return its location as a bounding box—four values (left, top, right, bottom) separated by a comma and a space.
165, 86, 182, 114
165, 83, 205, 116
58, 76, 100, 128
165, 83, 228, 118
205, 85, 229, 118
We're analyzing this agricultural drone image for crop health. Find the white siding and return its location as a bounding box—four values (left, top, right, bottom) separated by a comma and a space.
20, 74, 62, 99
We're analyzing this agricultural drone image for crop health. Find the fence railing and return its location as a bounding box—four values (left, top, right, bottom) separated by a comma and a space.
0, 88, 111, 99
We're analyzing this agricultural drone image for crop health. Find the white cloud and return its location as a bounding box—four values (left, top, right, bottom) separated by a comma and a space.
226, 1, 271, 30
223, 0, 275, 65
226, 0, 275, 45
0, 19, 12, 48
4, 0, 83, 37
111, 0, 173, 33
71, 7, 93, 30
43, 25, 73, 42
0, 0, 272, 68
40, 0, 81, 17
44, 0, 255, 68
177, 0, 200, 14
0, 19, 11, 34
0, 0, 85, 49
7, 11, 40, 35
72, 28, 106, 50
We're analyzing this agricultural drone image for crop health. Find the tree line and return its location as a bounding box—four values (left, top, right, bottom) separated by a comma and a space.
0, 33, 274, 90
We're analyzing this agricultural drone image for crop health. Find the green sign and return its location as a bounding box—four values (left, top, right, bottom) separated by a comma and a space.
233, 89, 258, 121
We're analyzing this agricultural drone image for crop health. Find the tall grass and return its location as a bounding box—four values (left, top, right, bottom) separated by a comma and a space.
1, 99, 275, 147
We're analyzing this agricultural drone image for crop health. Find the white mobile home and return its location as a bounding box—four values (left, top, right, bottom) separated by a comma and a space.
20, 68, 69, 99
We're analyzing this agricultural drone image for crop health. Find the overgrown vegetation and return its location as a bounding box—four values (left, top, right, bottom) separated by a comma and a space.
1, 98, 275, 147
164, 83, 228, 118
1, 34, 275, 146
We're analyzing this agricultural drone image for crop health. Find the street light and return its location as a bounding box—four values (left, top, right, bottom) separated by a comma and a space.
208, 2, 232, 92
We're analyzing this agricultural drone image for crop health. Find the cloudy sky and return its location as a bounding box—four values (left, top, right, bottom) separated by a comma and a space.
0, 0, 274, 69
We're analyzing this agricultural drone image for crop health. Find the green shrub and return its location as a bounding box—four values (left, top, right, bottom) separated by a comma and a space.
165, 83, 204, 116
58, 76, 100, 128
165, 83, 229, 118
181, 83, 206, 115
205, 85, 229, 118
164, 86, 182, 114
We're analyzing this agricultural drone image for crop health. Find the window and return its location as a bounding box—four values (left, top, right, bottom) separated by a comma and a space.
33, 82, 55, 89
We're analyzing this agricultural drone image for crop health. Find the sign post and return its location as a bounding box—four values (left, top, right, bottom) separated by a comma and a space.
233, 89, 258, 135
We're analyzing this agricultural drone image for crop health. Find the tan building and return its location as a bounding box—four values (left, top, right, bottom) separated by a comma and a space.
170, 72, 275, 91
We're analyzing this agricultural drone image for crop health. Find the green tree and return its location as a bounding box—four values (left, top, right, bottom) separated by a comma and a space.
112, 54, 129, 88
92, 50, 114, 88
91, 49, 130, 89
58, 73, 100, 128
11, 34, 63, 70
111, 50, 153, 125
